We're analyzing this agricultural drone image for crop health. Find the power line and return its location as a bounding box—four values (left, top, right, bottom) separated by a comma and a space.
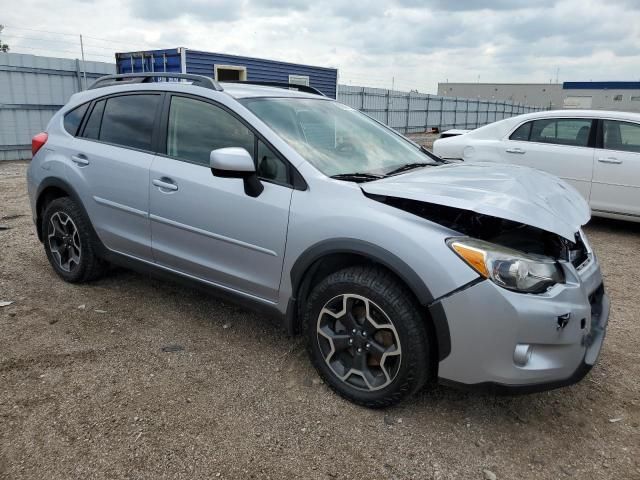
2, 33, 120, 51
8, 44, 114, 59
3, 25, 150, 49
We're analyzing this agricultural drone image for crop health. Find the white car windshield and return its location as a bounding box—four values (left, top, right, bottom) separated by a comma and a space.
241, 97, 436, 178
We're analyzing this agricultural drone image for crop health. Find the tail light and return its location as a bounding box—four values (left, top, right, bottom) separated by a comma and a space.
32, 132, 48, 156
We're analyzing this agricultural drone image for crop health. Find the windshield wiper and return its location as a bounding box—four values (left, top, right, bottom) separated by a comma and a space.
385, 162, 431, 176
330, 172, 384, 182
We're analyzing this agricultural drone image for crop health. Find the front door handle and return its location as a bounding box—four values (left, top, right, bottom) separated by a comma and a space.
153, 178, 178, 191
597, 157, 623, 164
506, 147, 526, 154
71, 154, 89, 166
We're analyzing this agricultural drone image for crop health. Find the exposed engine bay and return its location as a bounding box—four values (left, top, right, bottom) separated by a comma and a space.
369, 195, 589, 267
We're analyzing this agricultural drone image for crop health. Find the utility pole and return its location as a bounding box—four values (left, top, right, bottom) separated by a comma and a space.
79, 34, 87, 90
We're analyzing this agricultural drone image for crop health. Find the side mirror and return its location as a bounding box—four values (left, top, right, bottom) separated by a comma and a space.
210, 147, 264, 197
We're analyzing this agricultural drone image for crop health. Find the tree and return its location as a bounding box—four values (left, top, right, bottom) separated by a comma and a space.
0, 25, 9, 53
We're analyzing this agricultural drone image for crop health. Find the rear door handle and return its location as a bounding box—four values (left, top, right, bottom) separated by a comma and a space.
71, 154, 89, 166
153, 178, 178, 191
597, 157, 623, 164
506, 147, 526, 154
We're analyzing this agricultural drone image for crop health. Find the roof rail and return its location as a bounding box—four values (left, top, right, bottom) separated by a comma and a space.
89, 72, 223, 91
226, 80, 326, 97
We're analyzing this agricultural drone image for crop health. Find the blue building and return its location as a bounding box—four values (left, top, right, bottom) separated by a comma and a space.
115, 48, 338, 98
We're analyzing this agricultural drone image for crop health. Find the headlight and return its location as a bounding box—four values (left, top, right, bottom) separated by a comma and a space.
447, 238, 564, 294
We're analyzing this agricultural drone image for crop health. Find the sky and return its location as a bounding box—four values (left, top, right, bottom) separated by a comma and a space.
2, 0, 640, 93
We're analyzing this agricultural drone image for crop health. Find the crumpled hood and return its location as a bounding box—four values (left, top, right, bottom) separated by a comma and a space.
361, 162, 590, 241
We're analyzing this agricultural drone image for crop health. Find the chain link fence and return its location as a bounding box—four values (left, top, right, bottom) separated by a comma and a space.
338, 85, 545, 134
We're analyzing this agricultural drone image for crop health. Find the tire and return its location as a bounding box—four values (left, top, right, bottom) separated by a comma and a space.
303, 266, 432, 408
42, 197, 107, 283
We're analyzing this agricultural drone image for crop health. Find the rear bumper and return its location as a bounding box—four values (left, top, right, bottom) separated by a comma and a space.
435, 254, 610, 392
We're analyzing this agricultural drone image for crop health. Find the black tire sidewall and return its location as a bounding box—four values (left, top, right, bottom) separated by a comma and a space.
43, 198, 94, 283
304, 268, 431, 407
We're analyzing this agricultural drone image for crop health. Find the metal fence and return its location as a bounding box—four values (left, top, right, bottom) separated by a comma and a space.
0, 52, 115, 160
0, 52, 546, 161
338, 85, 545, 134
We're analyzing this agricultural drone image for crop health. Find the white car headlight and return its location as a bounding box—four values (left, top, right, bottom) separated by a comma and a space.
447, 238, 564, 294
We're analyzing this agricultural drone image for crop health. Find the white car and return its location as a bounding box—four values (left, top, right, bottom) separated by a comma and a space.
433, 110, 640, 222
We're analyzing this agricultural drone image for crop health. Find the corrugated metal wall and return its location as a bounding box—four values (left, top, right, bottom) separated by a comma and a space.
338, 85, 544, 134
186, 50, 338, 99
0, 52, 115, 160
116, 49, 182, 75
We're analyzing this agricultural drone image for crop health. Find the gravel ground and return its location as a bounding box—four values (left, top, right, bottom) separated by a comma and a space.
1, 160, 639, 480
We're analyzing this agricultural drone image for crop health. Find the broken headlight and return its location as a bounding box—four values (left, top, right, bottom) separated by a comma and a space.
447, 237, 564, 294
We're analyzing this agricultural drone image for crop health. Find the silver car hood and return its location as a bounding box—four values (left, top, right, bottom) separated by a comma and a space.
362, 162, 590, 241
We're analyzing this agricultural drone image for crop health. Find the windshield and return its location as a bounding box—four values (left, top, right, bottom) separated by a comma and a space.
241, 97, 436, 177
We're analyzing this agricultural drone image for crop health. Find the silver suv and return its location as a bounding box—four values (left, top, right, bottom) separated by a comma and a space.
27, 73, 609, 407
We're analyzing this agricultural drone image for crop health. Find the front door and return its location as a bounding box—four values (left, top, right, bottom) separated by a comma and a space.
149, 94, 293, 302
591, 119, 640, 218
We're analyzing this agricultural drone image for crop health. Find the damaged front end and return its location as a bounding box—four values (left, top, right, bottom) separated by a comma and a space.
370, 195, 590, 270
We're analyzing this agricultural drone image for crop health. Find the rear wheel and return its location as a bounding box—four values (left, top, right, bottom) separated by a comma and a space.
43, 197, 107, 283
303, 266, 432, 408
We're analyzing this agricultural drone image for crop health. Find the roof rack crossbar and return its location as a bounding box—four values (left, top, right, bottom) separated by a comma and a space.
89, 73, 223, 91
226, 80, 326, 97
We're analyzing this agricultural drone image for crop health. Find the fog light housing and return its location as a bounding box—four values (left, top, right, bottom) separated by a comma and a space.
514, 344, 533, 367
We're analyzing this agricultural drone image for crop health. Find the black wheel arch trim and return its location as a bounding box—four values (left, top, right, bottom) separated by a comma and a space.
35, 177, 108, 257
287, 238, 452, 360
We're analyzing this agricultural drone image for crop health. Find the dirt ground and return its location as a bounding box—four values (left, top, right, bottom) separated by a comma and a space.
1, 160, 639, 480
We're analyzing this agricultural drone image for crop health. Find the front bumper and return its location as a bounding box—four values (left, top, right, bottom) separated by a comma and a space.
435, 253, 610, 393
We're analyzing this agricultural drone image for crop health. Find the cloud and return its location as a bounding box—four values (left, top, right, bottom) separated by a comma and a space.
2, 0, 640, 95
128, 0, 240, 21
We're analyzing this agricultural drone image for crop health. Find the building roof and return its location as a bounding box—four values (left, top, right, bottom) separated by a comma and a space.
563, 81, 640, 90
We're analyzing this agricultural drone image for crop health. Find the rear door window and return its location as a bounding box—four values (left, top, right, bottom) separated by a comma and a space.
81, 100, 105, 140
603, 120, 640, 153
529, 118, 592, 147
99, 95, 161, 151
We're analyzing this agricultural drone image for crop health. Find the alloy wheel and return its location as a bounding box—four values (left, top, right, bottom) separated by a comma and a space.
316, 294, 402, 391
47, 211, 81, 272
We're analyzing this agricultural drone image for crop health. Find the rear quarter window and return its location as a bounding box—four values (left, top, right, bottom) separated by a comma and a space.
509, 122, 532, 141
63, 103, 89, 136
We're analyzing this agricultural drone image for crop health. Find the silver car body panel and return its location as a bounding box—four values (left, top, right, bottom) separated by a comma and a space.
27, 80, 610, 390
361, 162, 591, 241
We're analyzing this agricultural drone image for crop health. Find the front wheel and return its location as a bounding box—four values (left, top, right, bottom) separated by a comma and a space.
303, 266, 432, 408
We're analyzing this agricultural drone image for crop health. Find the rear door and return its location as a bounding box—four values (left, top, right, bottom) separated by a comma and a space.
591, 119, 640, 217
149, 94, 293, 302
500, 117, 596, 199
66, 93, 162, 260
